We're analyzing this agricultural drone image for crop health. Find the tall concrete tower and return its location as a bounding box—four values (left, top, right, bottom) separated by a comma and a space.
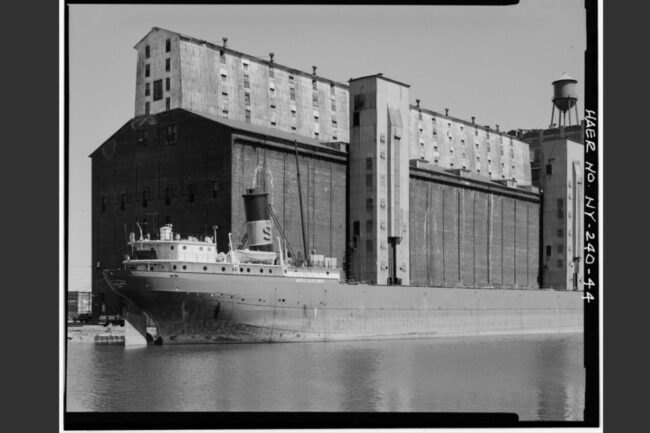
523, 73, 584, 290
550, 73, 580, 129
348, 75, 410, 285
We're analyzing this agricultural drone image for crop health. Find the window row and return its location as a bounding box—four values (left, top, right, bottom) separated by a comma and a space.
145, 39, 171, 59
145, 78, 172, 100
99, 181, 220, 211
136, 125, 178, 147
144, 58, 171, 78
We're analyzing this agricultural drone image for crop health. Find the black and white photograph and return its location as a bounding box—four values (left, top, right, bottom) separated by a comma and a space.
64, 1, 601, 429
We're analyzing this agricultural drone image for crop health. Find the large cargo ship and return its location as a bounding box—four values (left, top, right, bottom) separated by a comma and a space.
104, 188, 583, 345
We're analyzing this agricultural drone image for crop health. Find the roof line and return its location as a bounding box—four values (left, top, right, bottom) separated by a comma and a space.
135, 27, 349, 88
411, 105, 516, 138
349, 74, 411, 88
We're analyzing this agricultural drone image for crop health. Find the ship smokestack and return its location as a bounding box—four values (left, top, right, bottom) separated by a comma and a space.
242, 188, 273, 251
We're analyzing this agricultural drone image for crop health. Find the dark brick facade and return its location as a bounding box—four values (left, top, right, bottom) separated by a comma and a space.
409, 169, 540, 289
91, 109, 347, 315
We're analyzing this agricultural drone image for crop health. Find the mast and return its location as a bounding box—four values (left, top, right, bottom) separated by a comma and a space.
294, 140, 310, 267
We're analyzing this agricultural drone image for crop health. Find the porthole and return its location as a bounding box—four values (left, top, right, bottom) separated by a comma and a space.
326, 271, 330, 275
240, 267, 244, 272
199, 247, 203, 251
203, 266, 208, 271
260, 269, 264, 273
221, 267, 226, 272
182, 245, 187, 250
150, 266, 154, 271
182, 265, 187, 270
173, 265, 177, 270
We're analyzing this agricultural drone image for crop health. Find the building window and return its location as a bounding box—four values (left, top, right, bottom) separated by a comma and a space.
153, 79, 163, 101
312, 80, 317, 91
546, 163, 553, 174
557, 243, 564, 253
165, 97, 170, 111
312, 93, 319, 108
101, 196, 106, 212
165, 38, 171, 52
142, 189, 149, 208
165, 58, 171, 72
269, 67, 274, 78
188, 184, 196, 203
166, 124, 178, 143
366, 173, 373, 187
557, 209, 564, 219
557, 259, 564, 268
546, 245, 552, 257
290, 87, 295, 101
145, 82, 150, 96
366, 198, 373, 211
165, 185, 172, 206
289, 75, 294, 83
145, 64, 150, 77
145, 45, 150, 58
136, 131, 148, 148
243, 74, 250, 88
366, 157, 373, 171
120, 192, 126, 210
557, 198, 564, 207
212, 181, 219, 199
219, 52, 226, 63
145, 102, 150, 114
331, 100, 336, 111
353, 111, 360, 127
366, 239, 374, 252
332, 119, 337, 128
245, 109, 251, 123
244, 92, 250, 106
558, 228, 564, 237
166, 77, 170, 91
353, 96, 368, 113
330, 84, 335, 95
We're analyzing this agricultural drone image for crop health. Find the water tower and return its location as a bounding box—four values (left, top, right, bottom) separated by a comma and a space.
550, 73, 580, 128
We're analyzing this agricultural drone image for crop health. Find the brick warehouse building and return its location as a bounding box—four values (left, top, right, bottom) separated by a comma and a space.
89, 27, 565, 316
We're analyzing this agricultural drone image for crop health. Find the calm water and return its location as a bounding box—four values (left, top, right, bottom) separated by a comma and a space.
66, 333, 584, 420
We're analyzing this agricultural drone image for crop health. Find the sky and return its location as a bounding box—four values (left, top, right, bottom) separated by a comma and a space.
67, 2, 586, 291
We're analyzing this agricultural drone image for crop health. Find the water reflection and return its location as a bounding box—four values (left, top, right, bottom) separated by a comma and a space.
66, 333, 584, 420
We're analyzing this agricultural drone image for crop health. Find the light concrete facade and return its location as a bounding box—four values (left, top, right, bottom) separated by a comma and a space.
348, 75, 411, 285
408, 107, 532, 185
134, 27, 349, 144
538, 137, 584, 290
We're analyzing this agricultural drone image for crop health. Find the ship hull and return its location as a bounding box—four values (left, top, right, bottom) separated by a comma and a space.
105, 269, 583, 344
